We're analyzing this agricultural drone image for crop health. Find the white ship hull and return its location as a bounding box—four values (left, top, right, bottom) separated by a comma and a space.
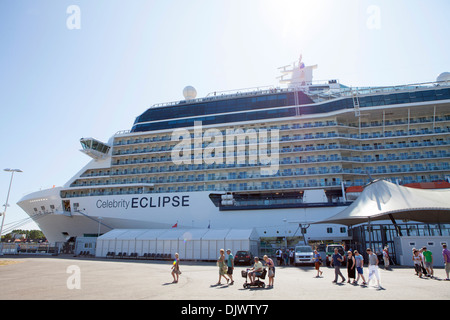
18, 187, 349, 243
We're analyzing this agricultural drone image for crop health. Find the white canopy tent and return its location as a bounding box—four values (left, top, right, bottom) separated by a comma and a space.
95, 228, 259, 261
225, 229, 259, 257
314, 180, 450, 226
200, 229, 231, 261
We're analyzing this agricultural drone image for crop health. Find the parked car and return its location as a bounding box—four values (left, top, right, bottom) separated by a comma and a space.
294, 245, 314, 266
234, 251, 254, 265
325, 244, 345, 267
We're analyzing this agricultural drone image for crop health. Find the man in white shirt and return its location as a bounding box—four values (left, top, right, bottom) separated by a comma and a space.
248, 257, 264, 283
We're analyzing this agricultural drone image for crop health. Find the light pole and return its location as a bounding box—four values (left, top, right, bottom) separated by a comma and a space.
0, 169, 23, 254
97, 216, 103, 237
283, 218, 288, 249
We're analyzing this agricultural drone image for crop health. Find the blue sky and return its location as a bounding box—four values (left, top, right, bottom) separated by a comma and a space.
0, 0, 449, 232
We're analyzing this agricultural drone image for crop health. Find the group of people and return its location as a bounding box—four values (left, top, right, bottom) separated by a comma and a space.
411, 244, 450, 280
171, 249, 276, 287
246, 255, 275, 288
170, 243, 450, 285
412, 246, 433, 278
216, 248, 235, 285
328, 248, 382, 288
275, 248, 294, 266
217, 249, 276, 288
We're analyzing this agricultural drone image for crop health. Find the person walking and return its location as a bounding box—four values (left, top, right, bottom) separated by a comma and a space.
276, 248, 282, 266
419, 248, 428, 276
331, 248, 346, 283
263, 255, 275, 288
421, 247, 434, 278
217, 249, 230, 285
283, 249, 289, 266
313, 249, 323, 278
383, 247, 390, 270
413, 249, 423, 278
353, 250, 367, 285
346, 251, 356, 283
226, 249, 234, 285
442, 244, 450, 281
366, 248, 382, 288
171, 253, 181, 283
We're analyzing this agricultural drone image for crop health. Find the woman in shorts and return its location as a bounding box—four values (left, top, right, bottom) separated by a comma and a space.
263, 255, 275, 288
413, 249, 423, 278
353, 250, 366, 285
171, 253, 181, 283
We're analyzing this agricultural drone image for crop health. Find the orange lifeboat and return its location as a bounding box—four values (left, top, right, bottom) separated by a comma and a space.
404, 181, 450, 189
345, 186, 364, 200
346, 181, 450, 200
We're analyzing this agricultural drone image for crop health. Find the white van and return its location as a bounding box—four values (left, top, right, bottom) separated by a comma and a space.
294, 245, 314, 266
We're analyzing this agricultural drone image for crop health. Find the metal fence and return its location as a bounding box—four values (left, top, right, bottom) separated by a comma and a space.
0, 243, 60, 255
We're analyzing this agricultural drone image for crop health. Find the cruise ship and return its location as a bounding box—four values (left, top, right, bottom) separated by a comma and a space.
17, 57, 450, 244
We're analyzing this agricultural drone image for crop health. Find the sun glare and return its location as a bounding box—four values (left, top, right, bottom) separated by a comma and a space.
260, 0, 333, 38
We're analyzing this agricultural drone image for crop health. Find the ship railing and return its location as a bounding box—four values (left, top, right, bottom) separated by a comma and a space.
112, 79, 450, 137
341, 79, 450, 98
115, 130, 131, 136
230, 197, 349, 207
146, 79, 450, 110
147, 85, 279, 110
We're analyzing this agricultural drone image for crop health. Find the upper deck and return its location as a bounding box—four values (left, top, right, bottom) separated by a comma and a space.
128, 80, 450, 134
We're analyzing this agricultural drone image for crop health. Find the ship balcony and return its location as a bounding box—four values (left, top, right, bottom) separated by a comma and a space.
61, 183, 155, 198
110, 126, 450, 158
112, 113, 450, 147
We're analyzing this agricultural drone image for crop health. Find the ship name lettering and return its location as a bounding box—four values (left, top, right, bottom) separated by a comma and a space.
96, 196, 189, 209
130, 195, 189, 209
96, 199, 130, 209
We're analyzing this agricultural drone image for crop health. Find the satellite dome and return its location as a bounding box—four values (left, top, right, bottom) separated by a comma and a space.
437, 72, 450, 82
183, 86, 197, 100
